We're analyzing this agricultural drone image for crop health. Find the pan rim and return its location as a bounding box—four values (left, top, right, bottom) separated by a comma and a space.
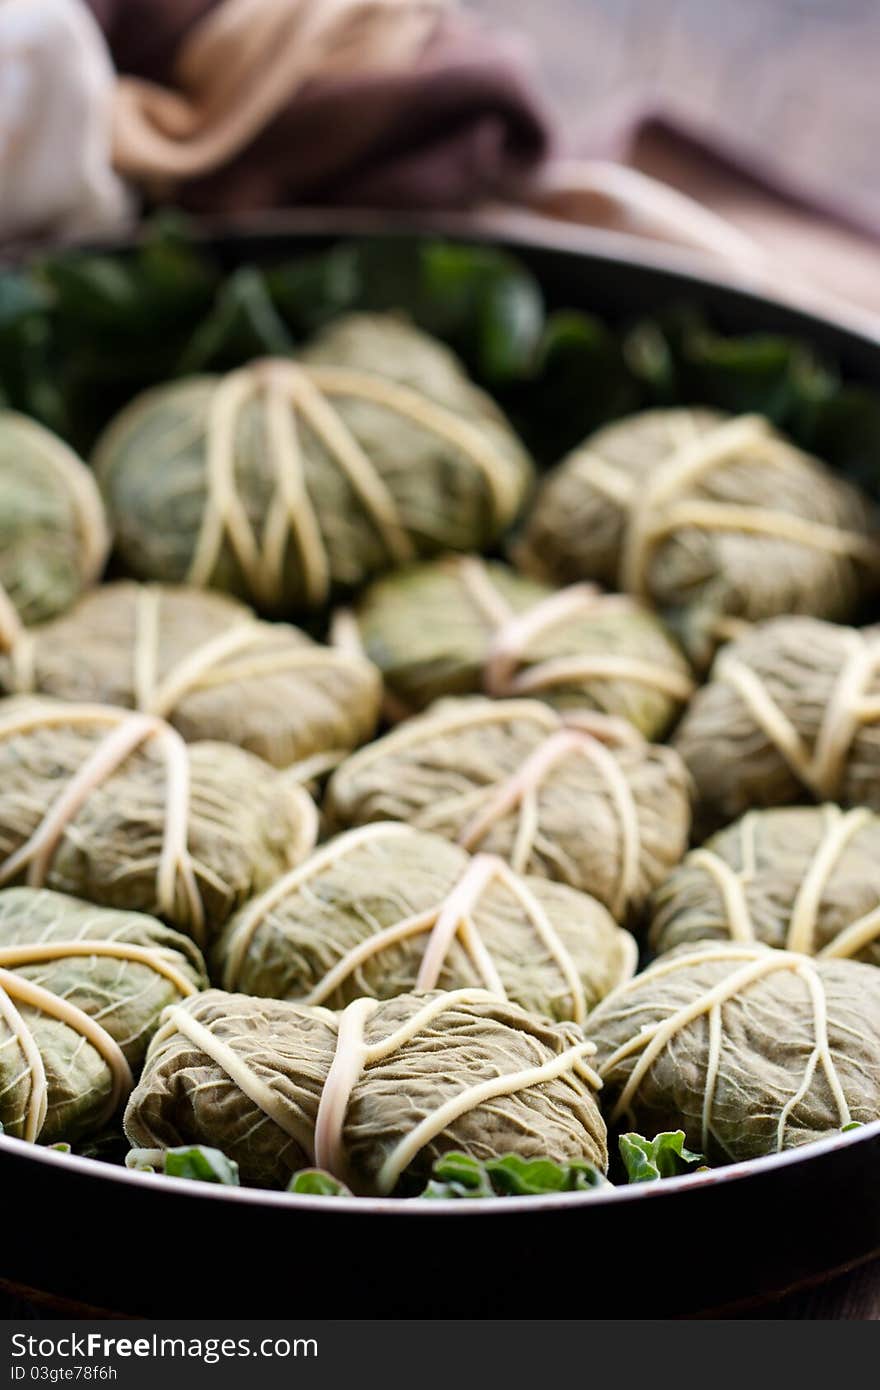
3, 1116, 877, 1216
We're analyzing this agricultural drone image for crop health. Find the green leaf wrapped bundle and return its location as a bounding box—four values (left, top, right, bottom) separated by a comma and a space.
92, 314, 533, 614
325, 697, 691, 924
0, 411, 109, 637
0, 887, 206, 1145
344, 555, 694, 739
214, 823, 636, 1025
124, 987, 607, 1192
584, 941, 880, 1165
0, 582, 381, 772
650, 805, 880, 964
516, 408, 880, 667
673, 617, 880, 835
0, 697, 317, 946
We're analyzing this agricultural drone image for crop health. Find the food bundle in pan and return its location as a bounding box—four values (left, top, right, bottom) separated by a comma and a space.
3, 278, 880, 1199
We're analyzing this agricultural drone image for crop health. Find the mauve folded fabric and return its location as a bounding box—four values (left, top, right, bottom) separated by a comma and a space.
85, 0, 552, 212
85, 0, 215, 83
177, 21, 552, 214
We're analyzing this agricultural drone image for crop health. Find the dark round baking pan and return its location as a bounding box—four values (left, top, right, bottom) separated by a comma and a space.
2, 214, 880, 1319
3, 1119, 880, 1317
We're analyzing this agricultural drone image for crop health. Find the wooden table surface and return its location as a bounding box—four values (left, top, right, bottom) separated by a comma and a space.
742, 1262, 880, 1320
471, 0, 880, 313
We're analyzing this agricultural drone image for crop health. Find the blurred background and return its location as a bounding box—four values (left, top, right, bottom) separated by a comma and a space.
471, 0, 880, 311
2, 0, 877, 316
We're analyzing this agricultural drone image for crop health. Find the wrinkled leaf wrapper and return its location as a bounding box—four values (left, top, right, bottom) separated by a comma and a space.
585, 940, 880, 1165
0, 582, 380, 771
517, 408, 880, 667
651, 805, 880, 964
214, 822, 636, 1024
125, 987, 607, 1194
0, 411, 108, 633
326, 696, 690, 924
350, 555, 693, 740
0, 697, 316, 945
0, 887, 205, 1145
674, 617, 880, 835
93, 315, 533, 614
